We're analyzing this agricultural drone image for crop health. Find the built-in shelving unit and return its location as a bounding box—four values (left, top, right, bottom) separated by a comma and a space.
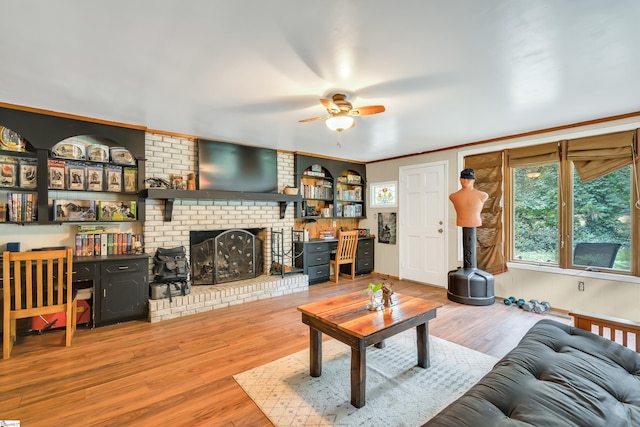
294, 154, 367, 219
0, 106, 146, 225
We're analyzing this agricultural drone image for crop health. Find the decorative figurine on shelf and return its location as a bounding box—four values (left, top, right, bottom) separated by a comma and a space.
382, 282, 394, 307
187, 172, 196, 190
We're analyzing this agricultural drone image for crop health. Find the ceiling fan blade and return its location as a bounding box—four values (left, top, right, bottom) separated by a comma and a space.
299, 115, 330, 123
320, 98, 340, 113
349, 105, 386, 116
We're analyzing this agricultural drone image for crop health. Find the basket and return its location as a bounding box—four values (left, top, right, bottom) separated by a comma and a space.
283, 187, 299, 195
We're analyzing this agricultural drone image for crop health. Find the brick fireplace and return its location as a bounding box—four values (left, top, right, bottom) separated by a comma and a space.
143, 133, 308, 322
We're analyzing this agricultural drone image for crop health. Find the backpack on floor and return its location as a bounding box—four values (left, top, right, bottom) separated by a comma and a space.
153, 246, 189, 283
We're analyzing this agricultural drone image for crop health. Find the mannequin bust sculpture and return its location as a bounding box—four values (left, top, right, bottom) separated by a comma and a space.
447, 167, 495, 306
449, 168, 488, 227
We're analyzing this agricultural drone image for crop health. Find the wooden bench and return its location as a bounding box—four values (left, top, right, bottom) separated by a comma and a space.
569, 309, 640, 352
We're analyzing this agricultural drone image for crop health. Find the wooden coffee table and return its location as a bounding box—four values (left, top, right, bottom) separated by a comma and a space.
297, 291, 442, 408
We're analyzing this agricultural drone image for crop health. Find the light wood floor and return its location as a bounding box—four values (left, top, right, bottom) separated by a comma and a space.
0, 274, 571, 426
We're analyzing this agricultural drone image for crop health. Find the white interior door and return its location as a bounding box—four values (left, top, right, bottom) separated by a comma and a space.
399, 161, 447, 287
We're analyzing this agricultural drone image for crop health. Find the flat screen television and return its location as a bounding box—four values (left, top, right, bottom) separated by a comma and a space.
197, 139, 278, 193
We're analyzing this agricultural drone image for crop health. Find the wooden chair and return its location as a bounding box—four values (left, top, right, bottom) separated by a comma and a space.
3, 248, 77, 359
330, 231, 359, 283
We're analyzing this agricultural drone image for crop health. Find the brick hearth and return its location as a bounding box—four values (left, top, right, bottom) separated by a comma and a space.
148, 274, 308, 322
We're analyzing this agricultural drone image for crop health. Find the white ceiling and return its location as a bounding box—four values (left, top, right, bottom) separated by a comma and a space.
2, 1, 640, 162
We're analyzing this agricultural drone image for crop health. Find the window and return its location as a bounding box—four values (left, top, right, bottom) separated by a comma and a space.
513, 163, 559, 264
572, 165, 631, 271
505, 129, 637, 275
370, 181, 397, 208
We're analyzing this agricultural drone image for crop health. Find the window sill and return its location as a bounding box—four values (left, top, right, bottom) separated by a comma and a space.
506, 262, 640, 284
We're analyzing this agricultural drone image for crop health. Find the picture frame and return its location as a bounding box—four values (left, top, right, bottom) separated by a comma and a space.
378, 212, 397, 244
370, 181, 397, 208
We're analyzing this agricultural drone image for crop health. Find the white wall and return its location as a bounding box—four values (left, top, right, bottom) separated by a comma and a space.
365, 116, 640, 321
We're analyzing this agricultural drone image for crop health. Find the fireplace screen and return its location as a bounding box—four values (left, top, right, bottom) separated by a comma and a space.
191, 229, 264, 285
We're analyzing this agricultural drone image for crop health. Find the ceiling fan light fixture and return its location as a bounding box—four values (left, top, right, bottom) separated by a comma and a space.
325, 116, 354, 132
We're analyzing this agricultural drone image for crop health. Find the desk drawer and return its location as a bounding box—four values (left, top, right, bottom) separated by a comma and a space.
307, 251, 330, 267
306, 242, 332, 253
72, 263, 96, 280
101, 259, 145, 275
356, 257, 374, 274
307, 264, 330, 282
358, 238, 373, 250
357, 247, 373, 258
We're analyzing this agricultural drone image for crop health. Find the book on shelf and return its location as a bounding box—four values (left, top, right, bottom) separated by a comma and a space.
7, 192, 37, 222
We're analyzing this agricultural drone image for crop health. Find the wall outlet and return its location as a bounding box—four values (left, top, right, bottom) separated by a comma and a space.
578, 281, 585, 291
333, 220, 336, 227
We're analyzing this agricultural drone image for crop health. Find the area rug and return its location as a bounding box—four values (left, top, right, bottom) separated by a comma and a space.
234, 330, 498, 427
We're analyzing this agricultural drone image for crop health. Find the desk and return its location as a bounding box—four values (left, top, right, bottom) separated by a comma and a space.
297, 291, 441, 407
294, 236, 374, 284
1, 253, 149, 327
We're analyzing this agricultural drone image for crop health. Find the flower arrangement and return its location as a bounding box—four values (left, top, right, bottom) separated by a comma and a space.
362, 282, 394, 310
362, 282, 383, 295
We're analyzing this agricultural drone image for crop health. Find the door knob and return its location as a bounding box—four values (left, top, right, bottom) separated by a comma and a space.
438, 228, 443, 234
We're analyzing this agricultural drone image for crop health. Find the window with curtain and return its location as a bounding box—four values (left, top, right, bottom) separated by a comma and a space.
504, 130, 637, 274
464, 151, 506, 274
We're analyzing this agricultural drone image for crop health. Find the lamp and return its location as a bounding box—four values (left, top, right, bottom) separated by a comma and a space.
326, 116, 355, 132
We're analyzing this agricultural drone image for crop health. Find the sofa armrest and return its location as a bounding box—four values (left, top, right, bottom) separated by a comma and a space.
570, 309, 640, 351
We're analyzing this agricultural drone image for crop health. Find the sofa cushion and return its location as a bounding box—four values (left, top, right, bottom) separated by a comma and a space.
425, 319, 640, 426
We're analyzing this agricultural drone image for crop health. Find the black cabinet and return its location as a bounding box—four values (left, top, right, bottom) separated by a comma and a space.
75, 255, 149, 327
97, 258, 148, 325
295, 237, 374, 285
294, 240, 332, 284
347, 237, 374, 275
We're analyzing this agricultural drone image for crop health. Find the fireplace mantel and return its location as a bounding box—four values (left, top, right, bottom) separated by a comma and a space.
141, 188, 301, 221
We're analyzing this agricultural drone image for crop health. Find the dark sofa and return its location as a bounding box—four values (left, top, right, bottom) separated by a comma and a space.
425, 319, 640, 426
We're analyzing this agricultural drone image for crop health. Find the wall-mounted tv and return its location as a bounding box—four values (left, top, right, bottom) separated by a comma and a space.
197, 139, 278, 193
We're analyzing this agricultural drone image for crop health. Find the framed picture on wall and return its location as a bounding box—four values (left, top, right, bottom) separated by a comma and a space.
370, 181, 397, 208
378, 212, 397, 244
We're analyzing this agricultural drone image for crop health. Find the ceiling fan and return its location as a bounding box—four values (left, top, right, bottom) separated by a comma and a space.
299, 93, 385, 132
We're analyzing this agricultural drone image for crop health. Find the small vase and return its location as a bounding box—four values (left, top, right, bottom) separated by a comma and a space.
367, 292, 383, 311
